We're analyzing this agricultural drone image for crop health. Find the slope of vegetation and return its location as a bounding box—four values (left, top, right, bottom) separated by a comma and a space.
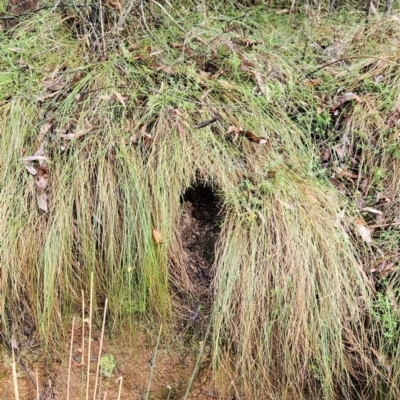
1, 1, 400, 398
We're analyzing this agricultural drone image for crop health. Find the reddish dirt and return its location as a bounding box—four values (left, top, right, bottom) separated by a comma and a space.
0, 326, 231, 399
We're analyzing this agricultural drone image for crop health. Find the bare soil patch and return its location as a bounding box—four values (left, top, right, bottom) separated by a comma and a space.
0, 327, 231, 399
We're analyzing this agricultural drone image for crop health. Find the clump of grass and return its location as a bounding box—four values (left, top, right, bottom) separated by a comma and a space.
2, 2, 400, 399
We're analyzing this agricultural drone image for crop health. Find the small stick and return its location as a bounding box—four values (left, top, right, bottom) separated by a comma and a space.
85, 273, 94, 400
150, 0, 187, 33
12, 349, 20, 400
93, 299, 108, 400
369, 221, 400, 229
36, 367, 39, 400
116, 377, 123, 400
103, 391, 107, 400
289, 0, 296, 15
67, 317, 75, 400
305, 55, 399, 79
98, 0, 106, 60
366, 0, 373, 18
194, 117, 218, 129
145, 325, 162, 400
202, 0, 207, 25
81, 290, 85, 367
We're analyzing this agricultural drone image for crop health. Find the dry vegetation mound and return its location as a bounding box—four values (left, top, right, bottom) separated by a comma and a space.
1, 1, 400, 399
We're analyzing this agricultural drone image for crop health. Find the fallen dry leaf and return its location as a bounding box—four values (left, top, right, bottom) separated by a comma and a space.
196, 36, 208, 46
35, 165, 48, 195
154, 65, 173, 75
107, 0, 122, 10
60, 127, 92, 140
99, 94, 113, 101
235, 37, 262, 47
25, 165, 37, 175
130, 134, 138, 145
276, 197, 295, 210
320, 148, 331, 162
37, 192, 48, 212
9, 47, 23, 53
152, 229, 162, 245
199, 70, 212, 80
253, 70, 271, 101
217, 79, 236, 91
113, 91, 126, 107
335, 166, 358, 180
226, 125, 269, 146
34, 165, 49, 212
333, 92, 362, 110
227, 125, 240, 134
149, 51, 164, 58
354, 217, 372, 243
333, 144, 345, 160
40, 123, 52, 135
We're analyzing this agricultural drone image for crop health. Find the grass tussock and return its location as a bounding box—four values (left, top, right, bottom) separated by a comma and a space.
1, 1, 400, 399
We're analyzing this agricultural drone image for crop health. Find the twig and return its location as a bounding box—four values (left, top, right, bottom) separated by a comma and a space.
305, 55, 400, 79
93, 299, 108, 400
140, 0, 155, 40
85, 272, 94, 400
81, 290, 85, 368
366, 0, 373, 18
116, 377, 123, 400
202, 0, 207, 25
194, 117, 219, 129
36, 367, 39, 400
98, 0, 106, 60
145, 325, 162, 400
150, 0, 187, 33
67, 317, 75, 400
12, 349, 19, 400
370, 221, 400, 229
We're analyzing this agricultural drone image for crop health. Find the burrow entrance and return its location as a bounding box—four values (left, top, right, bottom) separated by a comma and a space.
170, 183, 222, 331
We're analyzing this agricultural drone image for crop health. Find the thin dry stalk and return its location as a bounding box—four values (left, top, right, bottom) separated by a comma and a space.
116, 377, 123, 400
12, 349, 19, 400
103, 391, 107, 400
202, 0, 207, 25
67, 317, 75, 400
98, 0, 106, 59
93, 298, 108, 400
85, 273, 94, 400
81, 290, 85, 368
36, 367, 39, 400
150, 0, 186, 33
145, 325, 162, 400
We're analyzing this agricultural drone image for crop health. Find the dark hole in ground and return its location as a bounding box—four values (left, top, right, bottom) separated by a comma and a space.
181, 185, 221, 267
171, 183, 222, 332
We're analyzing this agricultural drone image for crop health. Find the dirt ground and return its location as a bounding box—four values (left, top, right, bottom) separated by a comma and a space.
0, 326, 232, 400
